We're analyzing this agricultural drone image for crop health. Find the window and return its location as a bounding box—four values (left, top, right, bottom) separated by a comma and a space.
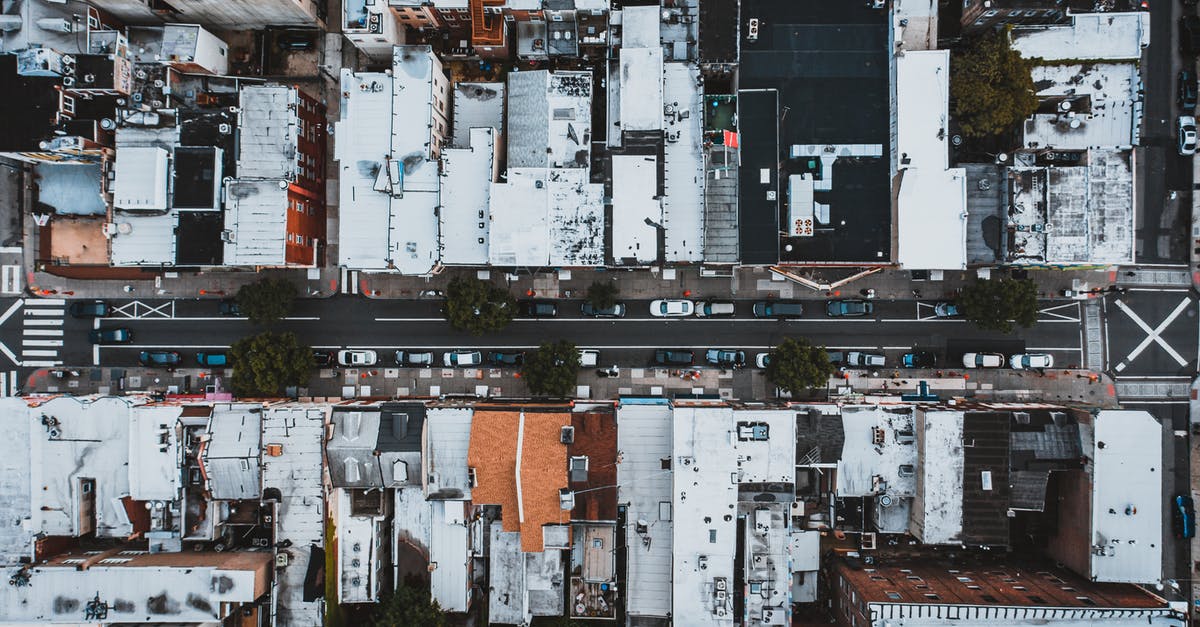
981, 594, 999, 603
1076, 596, 1096, 606
924, 593, 940, 600
1028, 595, 1047, 604
98, 557, 133, 565
61, 558, 86, 565
885, 591, 901, 600
956, 576, 973, 583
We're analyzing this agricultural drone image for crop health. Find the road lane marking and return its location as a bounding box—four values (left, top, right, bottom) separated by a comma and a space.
22, 360, 61, 367
22, 349, 57, 357
25, 309, 63, 316
7, 370, 15, 396
25, 298, 65, 306
93, 344, 99, 366
103, 344, 231, 349
1, 266, 20, 294
0, 299, 22, 326
1113, 297, 1191, 372
22, 329, 62, 337
24, 319, 62, 326
99, 316, 322, 322
1027, 347, 1083, 352
22, 339, 62, 347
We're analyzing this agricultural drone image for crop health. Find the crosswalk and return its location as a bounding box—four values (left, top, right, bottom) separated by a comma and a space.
340, 267, 360, 295
21, 298, 63, 367
0, 370, 19, 397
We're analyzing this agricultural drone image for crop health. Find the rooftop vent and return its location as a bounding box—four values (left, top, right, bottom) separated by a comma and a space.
560, 425, 575, 444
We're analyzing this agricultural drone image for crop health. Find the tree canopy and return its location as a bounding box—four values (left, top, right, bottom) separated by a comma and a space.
443, 276, 516, 336
765, 337, 836, 395
235, 277, 297, 325
586, 280, 620, 310
521, 339, 580, 397
956, 277, 1039, 333
950, 28, 1038, 138
229, 331, 314, 397
370, 580, 446, 627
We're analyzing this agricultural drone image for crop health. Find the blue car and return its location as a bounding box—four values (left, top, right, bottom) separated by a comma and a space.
196, 352, 227, 367
825, 299, 873, 317
1175, 495, 1195, 539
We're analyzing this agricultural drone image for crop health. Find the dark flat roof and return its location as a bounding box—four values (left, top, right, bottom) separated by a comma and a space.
0, 55, 59, 152
736, 89, 779, 264
175, 210, 223, 265
699, 0, 737, 63
173, 147, 219, 209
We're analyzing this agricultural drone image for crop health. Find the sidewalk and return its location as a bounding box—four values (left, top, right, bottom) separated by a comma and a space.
28, 266, 342, 300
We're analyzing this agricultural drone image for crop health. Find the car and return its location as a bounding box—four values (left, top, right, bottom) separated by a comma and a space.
650, 299, 694, 317
578, 349, 600, 367
705, 349, 746, 368
902, 351, 937, 368
1174, 495, 1196, 539
755, 352, 771, 368
488, 351, 525, 366
519, 300, 558, 318
313, 351, 335, 367
653, 349, 694, 366
1180, 70, 1198, 110
752, 301, 804, 319
337, 350, 378, 366
1181, 15, 1200, 55
68, 300, 109, 318
845, 352, 886, 368
694, 301, 736, 317
89, 328, 131, 344
1009, 353, 1053, 369
443, 350, 483, 367
1179, 115, 1198, 156
218, 299, 241, 316
395, 350, 434, 367
826, 299, 874, 317
826, 350, 846, 366
962, 352, 1004, 368
933, 302, 961, 318
580, 302, 626, 317
196, 352, 227, 367
139, 351, 181, 367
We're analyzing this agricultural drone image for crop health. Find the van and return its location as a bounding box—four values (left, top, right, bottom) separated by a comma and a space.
694, 301, 736, 317
752, 301, 805, 319
196, 352, 228, 367
578, 349, 599, 367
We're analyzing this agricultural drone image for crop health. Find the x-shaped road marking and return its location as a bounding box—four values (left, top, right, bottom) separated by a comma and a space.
1112, 297, 1191, 373
111, 300, 174, 319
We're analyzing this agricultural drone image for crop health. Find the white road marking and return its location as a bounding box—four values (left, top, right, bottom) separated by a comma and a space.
8, 370, 15, 396
0, 299, 22, 326
0, 343, 18, 366
22, 360, 61, 367
93, 344, 99, 366
23, 329, 62, 337
102, 344, 231, 349
22, 339, 63, 347
21, 349, 57, 357
23, 319, 62, 326
1027, 347, 1083, 352
25, 298, 65, 306
24, 309, 63, 317
1113, 297, 1191, 372
1, 265, 20, 294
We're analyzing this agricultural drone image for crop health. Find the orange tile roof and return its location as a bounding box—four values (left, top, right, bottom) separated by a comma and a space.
468, 409, 570, 552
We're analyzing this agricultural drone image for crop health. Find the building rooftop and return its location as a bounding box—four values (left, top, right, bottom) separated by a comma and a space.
910, 409, 964, 544
507, 70, 592, 169
488, 168, 604, 266
423, 407, 474, 500
1023, 63, 1140, 150
698, 0, 737, 63
237, 85, 298, 180
1011, 12, 1150, 61
568, 410, 618, 521
129, 406, 183, 502
837, 405, 918, 498
662, 63, 705, 263
451, 82, 505, 149
619, 47, 664, 132
1089, 410, 1162, 584
327, 406, 423, 489
430, 500, 471, 611
616, 401, 674, 619
439, 128, 496, 266
611, 155, 662, 264
201, 404, 263, 500
222, 180, 289, 266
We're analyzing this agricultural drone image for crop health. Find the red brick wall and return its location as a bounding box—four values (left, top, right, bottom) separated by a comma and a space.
285, 89, 326, 266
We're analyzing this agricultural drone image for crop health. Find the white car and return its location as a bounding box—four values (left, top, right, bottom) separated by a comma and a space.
962, 352, 1004, 368
1179, 115, 1198, 156
578, 349, 599, 367
755, 352, 771, 369
443, 350, 482, 367
338, 349, 378, 366
1009, 353, 1053, 369
650, 299, 694, 317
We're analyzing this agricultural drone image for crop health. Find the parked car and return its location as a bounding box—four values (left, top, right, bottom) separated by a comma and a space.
519, 300, 558, 318
578, 349, 600, 367
1009, 353, 1053, 369
1179, 115, 1198, 156
694, 300, 736, 317
705, 349, 746, 368
1181, 15, 1200, 55
313, 350, 334, 367
139, 350, 181, 367
902, 351, 937, 368
826, 350, 846, 366
826, 299, 873, 317
488, 351, 525, 366
89, 328, 131, 344
962, 352, 1004, 368
395, 350, 434, 367
650, 299, 694, 317
196, 352, 227, 367
443, 350, 483, 367
68, 300, 109, 318
845, 352, 885, 368
653, 349, 694, 366
755, 352, 771, 369
1180, 69, 1198, 110
580, 302, 626, 317
337, 349, 378, 366
933, 302, 961, 318
752, 301, 804, 319
1175, 494, 1196, 539
218, 299, 241, 316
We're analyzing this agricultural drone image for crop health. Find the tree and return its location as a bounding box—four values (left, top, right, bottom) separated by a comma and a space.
586, 280, 620, 310
443, 276, 515, 336
765, 337, 836, 395
957, 277, 1039, 333
950, 28, 1038, 138
229, 331, 314, 397
371, 579, 446, 627
235, 277, 297, 325
522, 339, 580, 397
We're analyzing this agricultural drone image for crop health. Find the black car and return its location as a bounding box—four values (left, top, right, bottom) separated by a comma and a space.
488, 351, 525, 366
218, 299, 242, 316
139, 351, 182, 367
313, 351, 334, 367
902, 352, 937, 368
580, 302, 627, 317
826, 299, 874, 317
1181, 15, 1200, 55
68, 300, 109, 318
518, 300, 558, 318
89, 328, 132, 344
653, 349, 694, 366
705, 349, 746, 368
751, 301, 805, 319
1180, 70, 1198, 110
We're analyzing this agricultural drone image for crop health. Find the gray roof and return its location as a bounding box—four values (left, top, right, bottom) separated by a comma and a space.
327, 408, 421, 489
507, 71, 552, 168
203, 404, 263, 500
451, 82, 505, 148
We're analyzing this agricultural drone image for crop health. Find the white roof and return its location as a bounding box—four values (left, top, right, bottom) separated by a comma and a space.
204, 404, 263, 500
616, 402, 673, 618
223, 180, 289, 266
0, 398, 32, 565
424, 407, 474, 500
451, 82, 504, 148
430, 500, 471, 611
1023, 63, 1139, 150
114, 146, 170, 210
733, 409, 796, 483
128, 406, 182, 502
1090, 410, 1162, 584
439, 128, 495, 266
893, 0, 937, 51
336, 488, 384, 603
489, 522, 529, 625
622, 5, 661, 48
662, 63, 705, 262
672, 406, 737, 626
896, 51, 949, 171
237, 85, 298, 179
612, 155, 662, 264
109, 211, 178, 266
619, 47, 664, 132
1012, 12, 1149, 61
506, 71, 593, 169
837, 405, 918, 498
488, 168, 604, 267
910, 409, 965, 545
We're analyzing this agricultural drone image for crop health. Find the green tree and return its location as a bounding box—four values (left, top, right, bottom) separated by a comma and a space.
443, 276, 516, 336
229, 331, 314, 397
950, 28, 1038, 138
371, 580, 446, 627
586, 280, 620, 311
956, 277, 1039, 333
235, 277, 297, 325
765, 337, 836, 395
522, 339, 580, 397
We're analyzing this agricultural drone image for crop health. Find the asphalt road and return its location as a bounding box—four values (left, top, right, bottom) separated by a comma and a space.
0, 297, 1093, 372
